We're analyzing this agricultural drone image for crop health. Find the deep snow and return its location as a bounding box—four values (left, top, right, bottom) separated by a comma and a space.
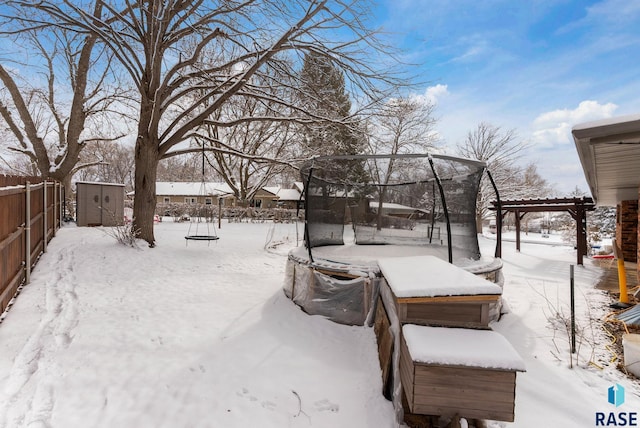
0, 221, 638, 428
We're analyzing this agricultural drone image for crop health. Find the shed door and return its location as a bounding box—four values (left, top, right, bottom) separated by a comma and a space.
84, 185, 103, 226
100, 185, 123, 226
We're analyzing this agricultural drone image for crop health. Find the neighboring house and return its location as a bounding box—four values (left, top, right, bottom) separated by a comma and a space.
369, 201, 428, 219
573, 114, 640, 281
155, 182, 233, 206
263, 184, 303, 210
153, 181, 302, 210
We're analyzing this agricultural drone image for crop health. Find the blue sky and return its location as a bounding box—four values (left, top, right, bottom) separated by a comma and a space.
375, 0, 640, 195
1, 1, 638, 195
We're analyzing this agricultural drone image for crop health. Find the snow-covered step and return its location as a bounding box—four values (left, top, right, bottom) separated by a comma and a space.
378, 255, 503, 328
400, 324, 525, 422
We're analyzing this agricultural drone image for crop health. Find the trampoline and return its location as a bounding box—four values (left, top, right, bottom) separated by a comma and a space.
283, 153, 503, 325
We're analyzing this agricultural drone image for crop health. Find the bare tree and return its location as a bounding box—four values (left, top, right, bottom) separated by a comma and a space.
5, 0, 402, 246
156, 155, 204, 183
0, 4, 127, 203
456, 122, 530, 229
366, 96, 438, 157
78, 140, 135, 191
198, 95, 296, 205
518, 162, 553, 199
366, 96, 439, 228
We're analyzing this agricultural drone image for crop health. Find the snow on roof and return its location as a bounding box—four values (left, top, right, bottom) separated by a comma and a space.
377, 255, 502, 298
275, 188, 301, 201
155, 182, 233, 196
571, 113, 640, 133
262, 186, 280, 196
369, 201, 427, 213
252, 186, 301, 201
402, 324, 526, 371
75, 181, 125, 187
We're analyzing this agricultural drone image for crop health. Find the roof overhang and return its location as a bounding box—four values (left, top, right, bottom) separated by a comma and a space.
572, 114, 640, 206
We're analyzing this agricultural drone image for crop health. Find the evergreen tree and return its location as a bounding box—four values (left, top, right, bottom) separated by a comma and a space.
298, 52, 368, 188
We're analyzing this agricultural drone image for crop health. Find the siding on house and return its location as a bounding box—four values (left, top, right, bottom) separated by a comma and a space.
153, 182, 302, 209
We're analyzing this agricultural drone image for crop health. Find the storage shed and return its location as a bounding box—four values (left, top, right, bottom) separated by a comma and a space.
76, 181, 125, 227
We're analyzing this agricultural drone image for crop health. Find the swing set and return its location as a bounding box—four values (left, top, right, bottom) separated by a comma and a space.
185, 144, 220, 245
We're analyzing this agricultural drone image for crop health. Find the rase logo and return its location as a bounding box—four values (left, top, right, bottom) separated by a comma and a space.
609, 384, 626, 407
596, 384, 637, 426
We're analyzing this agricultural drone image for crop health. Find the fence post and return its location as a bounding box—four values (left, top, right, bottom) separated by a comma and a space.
52, 181, 57, 237
59, 182, 63, 227
58, 183, 67, 227
43, 181, 48, 253
25, 182, 31, 285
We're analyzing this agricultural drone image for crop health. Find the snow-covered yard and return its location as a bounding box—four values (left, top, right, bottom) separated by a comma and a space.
0, 221, 638, 427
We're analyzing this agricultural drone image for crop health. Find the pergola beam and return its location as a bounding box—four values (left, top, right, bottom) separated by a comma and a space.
489, 197, 595, 265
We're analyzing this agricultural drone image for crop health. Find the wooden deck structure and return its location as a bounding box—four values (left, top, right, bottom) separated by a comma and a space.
394, 294, 501, 329
373, 255, 525, 426
592, 258, 639, 294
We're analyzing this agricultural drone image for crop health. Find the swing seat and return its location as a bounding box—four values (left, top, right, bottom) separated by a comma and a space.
185, 235, 220, 241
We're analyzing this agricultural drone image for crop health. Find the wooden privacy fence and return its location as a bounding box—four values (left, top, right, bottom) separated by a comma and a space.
0, 176, 63, 315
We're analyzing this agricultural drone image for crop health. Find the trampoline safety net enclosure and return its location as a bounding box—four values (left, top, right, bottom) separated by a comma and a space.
303, 154, 485, 261
284, 153, 502, 326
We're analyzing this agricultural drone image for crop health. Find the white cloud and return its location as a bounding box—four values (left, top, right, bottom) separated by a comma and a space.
411, 84, 449, 106
584, 0, 640, 25
531, 100, 618, 147
531, 123, 574, 147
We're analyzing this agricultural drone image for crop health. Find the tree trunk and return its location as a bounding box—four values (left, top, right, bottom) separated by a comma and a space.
132, 127, 160, 247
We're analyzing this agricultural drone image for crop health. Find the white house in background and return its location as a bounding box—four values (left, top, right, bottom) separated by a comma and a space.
368, 201, 429, 219
146, 181, 303, 209
154, 182, 233, 206
263, 183, 303, 209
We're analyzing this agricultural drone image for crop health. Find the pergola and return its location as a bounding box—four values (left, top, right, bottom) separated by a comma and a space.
490, 197, 596, 265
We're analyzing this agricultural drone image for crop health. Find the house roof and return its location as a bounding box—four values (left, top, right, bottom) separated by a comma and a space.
263, 186, 302, 202
276, 188, 302, 201
572, 114, 640, 206
260, 186, 279, 197
155, 182, 233, 197
369, 201, 428, 214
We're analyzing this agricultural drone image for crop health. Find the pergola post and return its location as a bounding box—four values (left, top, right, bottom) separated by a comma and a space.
575, 204, 587, 265
495, 210, 505, 258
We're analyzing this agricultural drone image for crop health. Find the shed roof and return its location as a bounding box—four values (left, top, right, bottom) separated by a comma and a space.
572, 114, 640, 205
75, 181, 125, 187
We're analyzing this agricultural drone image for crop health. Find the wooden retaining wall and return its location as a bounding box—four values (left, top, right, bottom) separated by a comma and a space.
0, 176, 62, 316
